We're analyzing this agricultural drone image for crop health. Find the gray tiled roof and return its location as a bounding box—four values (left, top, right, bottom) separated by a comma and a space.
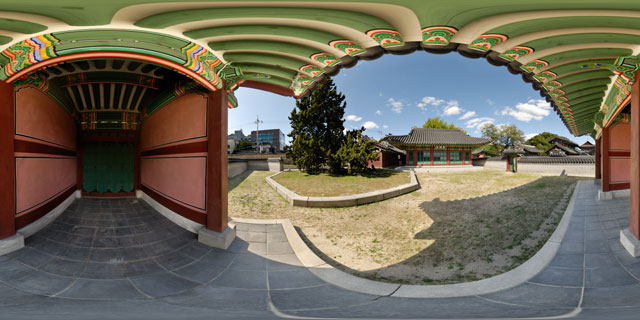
376, 140, 406, 155
385, 128, 490, 146
545, 142, 579, 155
549, 135, 578, 147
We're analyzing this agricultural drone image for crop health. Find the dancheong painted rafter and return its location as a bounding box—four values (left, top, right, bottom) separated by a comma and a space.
4, 1, 640, 136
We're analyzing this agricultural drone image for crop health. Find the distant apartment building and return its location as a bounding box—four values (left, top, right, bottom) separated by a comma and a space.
250, 129, 286, 152
228, 129, 247, 142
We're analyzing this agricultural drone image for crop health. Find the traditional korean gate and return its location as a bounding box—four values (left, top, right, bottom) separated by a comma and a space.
82, 142, 135, 194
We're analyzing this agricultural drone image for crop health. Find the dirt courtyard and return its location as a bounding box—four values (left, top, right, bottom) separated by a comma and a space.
229, 169, 582, 285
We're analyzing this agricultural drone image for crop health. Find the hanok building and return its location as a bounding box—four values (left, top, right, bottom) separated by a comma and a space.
511, 143, 543, 156
385, 128, 490, 166
579, 141, 596, 155
369, 140, 406, 168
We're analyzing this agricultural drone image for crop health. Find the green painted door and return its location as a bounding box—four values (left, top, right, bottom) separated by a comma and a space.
83, 142, 134, 193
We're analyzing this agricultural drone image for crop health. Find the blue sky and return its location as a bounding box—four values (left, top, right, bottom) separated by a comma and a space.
229, 51, 593, 145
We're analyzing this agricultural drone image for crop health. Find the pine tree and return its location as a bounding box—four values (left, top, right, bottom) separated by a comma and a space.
335, 128, 378, 174
285, 79, 346, 174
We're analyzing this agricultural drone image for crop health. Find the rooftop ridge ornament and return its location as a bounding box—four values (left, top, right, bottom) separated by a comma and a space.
366, 29, 403, 48
421, 26, 457, 46
468, 34, 507, 52
498, 46, 534, 61
329, 40, 366, 56
181, 42, 222, 88
1, 33, 59, 78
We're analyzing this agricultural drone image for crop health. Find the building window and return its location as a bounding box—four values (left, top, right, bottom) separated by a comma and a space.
258, 132, 273, 143
408, 151, 415, 164
464, 151, 470, 162
417, 150, 429, 164
450, 151, 462, 164
433, 151, 446, 164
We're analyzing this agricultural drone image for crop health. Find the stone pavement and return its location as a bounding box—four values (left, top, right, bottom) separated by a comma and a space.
1, 181, 640, 319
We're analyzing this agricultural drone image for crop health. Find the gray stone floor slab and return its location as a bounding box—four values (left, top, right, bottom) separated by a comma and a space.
268, 267, 326, 290
2, 186, 640, 319
58, 279, 146, 300
480, 282, 582, 308
529, 266, 584, 287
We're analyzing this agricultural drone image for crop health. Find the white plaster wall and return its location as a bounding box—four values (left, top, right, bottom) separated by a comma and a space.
484, 160, 595, 177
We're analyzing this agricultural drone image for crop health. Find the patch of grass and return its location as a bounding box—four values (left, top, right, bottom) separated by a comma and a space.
272, 169, 410, 197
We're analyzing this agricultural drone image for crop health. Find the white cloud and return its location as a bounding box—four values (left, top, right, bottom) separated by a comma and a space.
500, 99, 552, 122
459, 111, 476, 120
465, 117, 495, 129
375, 110, 383, 115
417, 96, 446, 111
363, 121, 379, 129
345, 115, 362, 122
383, 125, 389, 129
442, 102, 461, 116
524, 133, 538, 140
486, 99, 495, 106
387, 98, 404, 113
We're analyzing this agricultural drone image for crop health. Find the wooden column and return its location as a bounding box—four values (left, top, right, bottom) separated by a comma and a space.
595, 137, 601, 179
206, 90, 229, 233
0, 81, 15, 240
134, 132, 141, 191
77, 133, 83, 190
602, 126, 611, 192
446, 149, 450, 165
630, 71, 640, 239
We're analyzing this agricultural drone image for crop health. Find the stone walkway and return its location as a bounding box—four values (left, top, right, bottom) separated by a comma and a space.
1, 181, 640, 319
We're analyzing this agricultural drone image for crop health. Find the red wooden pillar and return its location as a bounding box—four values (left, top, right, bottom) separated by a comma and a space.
77, 131, 83, 190
446, 149, 450, 165
602, 126, 611, 192
430, 149, 434, 165
595, 137, 601, 179
0, 81, 15, 240
134, 132, 141, 191
630, 71, 640, 239
205, 89, 229, 233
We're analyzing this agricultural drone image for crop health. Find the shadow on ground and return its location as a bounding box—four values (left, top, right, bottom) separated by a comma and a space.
298, 176, 582, 284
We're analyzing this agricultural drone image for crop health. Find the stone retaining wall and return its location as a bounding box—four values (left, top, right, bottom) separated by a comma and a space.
229, 158, 282, 178
266, 170, 419, 208
484, 160, 595, 177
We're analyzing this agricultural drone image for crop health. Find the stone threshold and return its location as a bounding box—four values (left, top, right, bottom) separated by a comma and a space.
265, 170, 419, 208
232, 179, 582, 298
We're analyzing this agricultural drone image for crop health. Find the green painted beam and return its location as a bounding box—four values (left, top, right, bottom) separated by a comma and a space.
240, 74, 292, 89
524, 33, 640, 52
562, 85, 608, 100
224, 52, 309, 71
546, 59, 615, 76
489, 16, 640, 38
186, 24, 342, 44
538, 48, 633, 65
235, 63, 298, 80
557, 78, 611, 95
555, 70, 612, 86
0, 36, 12, 45
210, 40, 321, 59
135, 7, 394, 32
0, 18, 47, 34
566, 92, 605, 105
